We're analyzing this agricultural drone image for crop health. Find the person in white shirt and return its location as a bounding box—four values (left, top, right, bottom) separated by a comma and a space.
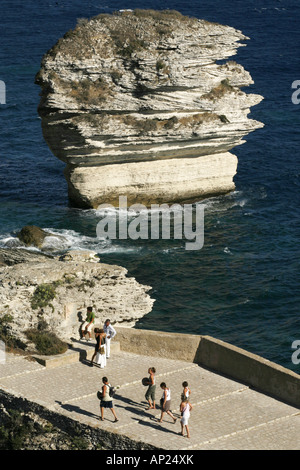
159, 382, 177, 424
181, 381, 191, 400
103, 319, 116, 359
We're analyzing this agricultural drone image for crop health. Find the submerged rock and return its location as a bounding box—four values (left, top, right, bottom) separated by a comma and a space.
35, 9, 263, 208
17, 226, 48, 248
17, 225, 69, 252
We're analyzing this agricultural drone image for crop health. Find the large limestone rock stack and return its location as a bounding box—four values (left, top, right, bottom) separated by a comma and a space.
35, 9, 263, 208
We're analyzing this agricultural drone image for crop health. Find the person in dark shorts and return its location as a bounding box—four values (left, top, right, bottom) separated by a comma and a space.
159, 382, 177, 424
99, 377, 118, 422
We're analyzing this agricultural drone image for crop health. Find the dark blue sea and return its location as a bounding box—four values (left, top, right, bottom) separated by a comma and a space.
1, 0, 299, 372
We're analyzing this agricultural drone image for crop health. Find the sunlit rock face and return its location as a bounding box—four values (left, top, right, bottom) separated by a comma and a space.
0, 250, 154, 347
36, 9, 263, 208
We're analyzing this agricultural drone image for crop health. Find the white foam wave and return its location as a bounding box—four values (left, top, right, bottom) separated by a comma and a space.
94, 203, 187, 218
195, 191, 248, 213
0, 235, 21, 248
42, 228, 110, 253
0, 234, 41, 252
92, 191, 249, 220
0, 227, 148, 257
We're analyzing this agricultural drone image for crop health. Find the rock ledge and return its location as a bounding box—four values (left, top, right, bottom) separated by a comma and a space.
0, 249, 154, 348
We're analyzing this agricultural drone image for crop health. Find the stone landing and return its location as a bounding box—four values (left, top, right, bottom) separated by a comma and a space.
0, 344, 299, 450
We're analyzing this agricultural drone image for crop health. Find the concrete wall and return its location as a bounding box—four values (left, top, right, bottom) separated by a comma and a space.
198, 335, 300, 408
116, 326, 201, 363
116, 326, 300, 408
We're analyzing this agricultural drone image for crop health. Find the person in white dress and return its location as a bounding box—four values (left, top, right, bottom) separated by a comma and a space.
91, 328, 107, 368
180, 397, 193, 438
103, 319, 116, 359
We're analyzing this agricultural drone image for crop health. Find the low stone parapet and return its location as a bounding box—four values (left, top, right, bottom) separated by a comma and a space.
116, 326, 300, 408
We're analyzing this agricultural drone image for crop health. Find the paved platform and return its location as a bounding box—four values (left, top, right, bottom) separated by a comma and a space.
0, 342, 300, 450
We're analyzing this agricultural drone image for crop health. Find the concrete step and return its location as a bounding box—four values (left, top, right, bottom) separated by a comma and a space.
33, 349, 80, 368
33, 340, 120, 368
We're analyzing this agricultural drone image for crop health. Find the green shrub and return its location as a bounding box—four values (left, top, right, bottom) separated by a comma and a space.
71, 436, 90, 450
69, 77, 112, 105
132, 9, 194, 23
25, 329, 68, 356
156, 59, 166, 71
31, 283, 57, 310
0, 314, 26, 351
0, 409, 34, 450
203, 79, 234, 101
0, 409, 93, 450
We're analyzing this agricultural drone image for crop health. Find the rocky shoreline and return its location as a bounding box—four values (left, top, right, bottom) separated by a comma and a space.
0, 247, 154, 352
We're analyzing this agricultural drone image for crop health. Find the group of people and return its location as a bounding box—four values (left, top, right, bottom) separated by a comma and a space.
96, 370, 193, 438
80, 306, 116, 368
145, 367, 193, 438
81, 307, 193, 438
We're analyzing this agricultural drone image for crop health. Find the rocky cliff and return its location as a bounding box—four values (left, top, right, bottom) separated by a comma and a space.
35, 9, 263, 208
0, 249, 154, 349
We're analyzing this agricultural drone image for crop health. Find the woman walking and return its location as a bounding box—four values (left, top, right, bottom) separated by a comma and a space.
145, 367, 156, 410
180, 397, 193, 438
159, 382, 177, 424
99, 377, 118, 422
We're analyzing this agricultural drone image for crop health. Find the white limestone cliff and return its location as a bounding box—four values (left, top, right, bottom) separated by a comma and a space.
35, 9, 263, 208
